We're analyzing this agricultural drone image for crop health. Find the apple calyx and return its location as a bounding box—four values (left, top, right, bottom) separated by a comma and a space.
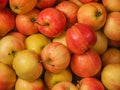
8, 50, 16, 56
30, 17, 36, 23
95, 10, 102, 17
13, 5, 19, 10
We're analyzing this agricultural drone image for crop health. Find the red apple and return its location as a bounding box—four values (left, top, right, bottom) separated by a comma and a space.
9, 0, 37, 14
0, 35, 25, 65
16, 9, 40, 35
8, 31, 26, 42
56, 1, 79, 27
0, 62, 16, 90
66, 23, 97, 54
108, 39, 120, 48
15, 78, 44, 90
103, 12, 120, 41
77, 2, 107, 31
51, 81, 78, 90
0, 0, 8, 10
78, 0, 98, 4
13, 50, 43, 81
77, 77, 105, 90
0, 8, 15, 37
36, 8, 67, 38
36, 0, 57, 9
40, 42, 71, 73
102, 0, 120, 12
101, 64, 120, 90
70, 49, 102, 78
102, 48, 120, 66
44, 69, 72, 89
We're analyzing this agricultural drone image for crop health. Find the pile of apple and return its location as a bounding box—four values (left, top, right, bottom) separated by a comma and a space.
0, 0, 120, 90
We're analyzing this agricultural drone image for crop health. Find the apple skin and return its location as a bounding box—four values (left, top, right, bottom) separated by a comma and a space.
0, 0, 8, 10
36, 8, 67, 38
36, 0, 57, 9
8, 31, 26, 42
0, 35, 25, 65
15, 78, 44, 90
0, 62, 16, 90
56, 1, 79, 27
103, 12, 120, 41
91, 30, 108, 55
77, 2, 107, 31
108, 39, 120, 48
52, 31, 67, 47
40, 42, 71, 73
13, 50, 43, 81
77, 77, 105, 90
0, 8, 15, 37
44, 69, 73, 89
78, 0, 98, 4
101, 64, 120, 90
51, 81, 78, 90
102, 48, 120, 66
70, 49, 102, 78
16, 9, 40, 35
25, 33, 51, 54
66, 23, 97, 54
102, 0, 120, 12
9, 0, 37, 14
68, 0, 83, 6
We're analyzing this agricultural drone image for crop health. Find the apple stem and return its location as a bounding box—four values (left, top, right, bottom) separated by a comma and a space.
39, 60, 55, 67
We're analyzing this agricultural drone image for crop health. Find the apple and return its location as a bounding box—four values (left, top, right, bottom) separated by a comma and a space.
51, 81, 78, 90
70, 49, 102, 78
102, 0, 120, 12
91, 30, 108, 55
56, 1, 79, 27
40, 42, 71, 73
77, 2, 107, 31
36, 8, 67, 38
0, 35, 25, 65
0, 62, 16, 90
103, 12, 120, 41
8, 31, 26, 42
16, 9, 40, 35
0, 8, 15, 37
108, 39, 120, 48
101, 64, 120, 90
0, 0, 8, 10
25, 33, 51, 54
68, 0, 83, 6
13, 50, 43, 81
52, 31, 67, 47
44, 69, 73, 89
77, 77, 105, 90
36, 0, 57, 9
15, 78, 44, 90
66, 23, 97, 54
78, 0, 98, 4
9, 0, 37, 14
102, 48, 120, 66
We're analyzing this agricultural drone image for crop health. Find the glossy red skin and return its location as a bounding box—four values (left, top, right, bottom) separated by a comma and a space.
70, 49, 102, 78
36, 8, 67, 38
37, 0, 57, 9
0, 0, 8, 10
66, 23, 97, 54
78, 78, 105, 90
0, 8, 15, 37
